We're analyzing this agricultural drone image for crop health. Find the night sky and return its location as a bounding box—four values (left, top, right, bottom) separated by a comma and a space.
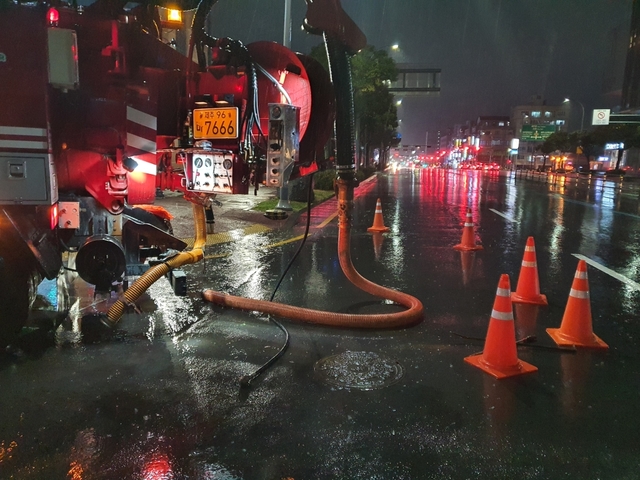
208, 0, 632, 145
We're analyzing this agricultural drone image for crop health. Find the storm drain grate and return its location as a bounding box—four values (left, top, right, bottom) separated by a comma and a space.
314, 351, 404, 390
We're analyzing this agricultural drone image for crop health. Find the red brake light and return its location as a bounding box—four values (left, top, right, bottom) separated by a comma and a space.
47, 7, 59, 26
50, 204, 58, 230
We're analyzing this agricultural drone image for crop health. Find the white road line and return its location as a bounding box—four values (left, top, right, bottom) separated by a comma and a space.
489, 208, 517, 223
552, 194, 640, 219
572, 254, 640, 291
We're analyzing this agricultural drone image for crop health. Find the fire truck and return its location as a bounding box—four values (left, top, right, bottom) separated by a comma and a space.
0, 0, 339, 346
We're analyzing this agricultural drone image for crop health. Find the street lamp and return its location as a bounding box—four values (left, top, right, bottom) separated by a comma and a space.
563, 97, 585, 132
283, 0, 292, 47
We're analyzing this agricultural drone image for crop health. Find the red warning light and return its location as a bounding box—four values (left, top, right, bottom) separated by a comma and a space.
47, 7, 60, 26
50, 204, 58, 230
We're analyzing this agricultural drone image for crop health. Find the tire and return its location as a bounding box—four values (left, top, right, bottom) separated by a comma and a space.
0, 252, 35, 348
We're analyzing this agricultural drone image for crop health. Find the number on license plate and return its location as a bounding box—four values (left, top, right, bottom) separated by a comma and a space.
193, 107, 239, 140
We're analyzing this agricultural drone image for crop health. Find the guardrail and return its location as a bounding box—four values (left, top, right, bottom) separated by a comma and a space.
513, 169, 640, 196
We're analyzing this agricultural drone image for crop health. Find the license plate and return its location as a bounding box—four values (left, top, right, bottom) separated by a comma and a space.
193, 107, 239, 140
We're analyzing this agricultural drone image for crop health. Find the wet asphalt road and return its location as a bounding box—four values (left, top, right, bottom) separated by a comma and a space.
1, 168, 640, 479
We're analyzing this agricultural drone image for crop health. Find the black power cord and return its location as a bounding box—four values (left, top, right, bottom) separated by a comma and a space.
451, 331, 577, 354
240, 173, 316, 388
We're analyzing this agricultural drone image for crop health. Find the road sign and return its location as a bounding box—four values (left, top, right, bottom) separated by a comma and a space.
520, 125, 556, 141
592, 109, 610, 126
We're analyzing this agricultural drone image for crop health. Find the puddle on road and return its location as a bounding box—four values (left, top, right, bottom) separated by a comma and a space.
314, 351, 404, 390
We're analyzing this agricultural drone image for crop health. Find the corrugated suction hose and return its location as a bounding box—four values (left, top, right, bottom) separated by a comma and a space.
202, 180, 424, 328
103, 203, 207, 327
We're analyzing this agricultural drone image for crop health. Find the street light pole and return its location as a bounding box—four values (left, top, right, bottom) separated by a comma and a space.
275, 0, 293, 211
564, 97, 585, 132
283, 0, 292, 48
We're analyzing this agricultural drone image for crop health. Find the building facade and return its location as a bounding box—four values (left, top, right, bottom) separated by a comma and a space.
511, 95, 568, 169
621, 0, 640, 111
474, 116, 513, 166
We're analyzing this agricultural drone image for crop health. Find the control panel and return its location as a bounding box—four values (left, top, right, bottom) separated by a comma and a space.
266, 103, 299, 187
189, 152, 235, 194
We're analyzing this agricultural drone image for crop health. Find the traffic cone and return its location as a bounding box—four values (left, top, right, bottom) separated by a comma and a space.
367, 198, 390, 233
546, 260, 608, 349
465, 274, 538, 379
511, 237, 548, 305
453, 208, 483, 251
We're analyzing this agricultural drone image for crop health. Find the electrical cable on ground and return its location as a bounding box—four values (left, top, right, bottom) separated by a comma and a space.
240, 174, 315, 388
450, 331, 577, 353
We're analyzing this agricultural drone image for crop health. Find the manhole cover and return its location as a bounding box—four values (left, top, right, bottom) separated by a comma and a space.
314, 351, 404, 390
264, 209, 288, 220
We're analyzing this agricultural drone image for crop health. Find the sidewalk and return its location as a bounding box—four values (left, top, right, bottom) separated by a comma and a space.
154, 173, 379, 241
154, 186, 282, 239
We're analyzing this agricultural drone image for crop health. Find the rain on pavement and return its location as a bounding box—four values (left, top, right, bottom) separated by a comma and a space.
1, 168, 640, 479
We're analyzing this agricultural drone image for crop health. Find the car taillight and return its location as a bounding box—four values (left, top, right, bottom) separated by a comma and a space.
50, 204, 58, 230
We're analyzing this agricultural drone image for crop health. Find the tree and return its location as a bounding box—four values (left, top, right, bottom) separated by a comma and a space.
539, 125, 640, 171
310, 44, 399, 168
537, 131, 577, 170
581, 125, 640, 170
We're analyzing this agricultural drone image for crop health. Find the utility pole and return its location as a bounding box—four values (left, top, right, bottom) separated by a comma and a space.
276, 0, 293, 211
283, 0, 292, 48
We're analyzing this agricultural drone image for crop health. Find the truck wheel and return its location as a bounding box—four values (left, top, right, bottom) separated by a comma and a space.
0, 255, 34, 348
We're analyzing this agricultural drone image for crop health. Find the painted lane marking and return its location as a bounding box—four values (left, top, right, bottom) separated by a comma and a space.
489, 208, 517, 223
572, 254, 640, 291
551, 194, 640, 220
316, 211, 338, 228
266, 235, 306, 249
181, 224, 271, 248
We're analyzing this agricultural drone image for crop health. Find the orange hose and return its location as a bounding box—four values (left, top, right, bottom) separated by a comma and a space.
104, 203, 207, 326
202, 178, 424, 328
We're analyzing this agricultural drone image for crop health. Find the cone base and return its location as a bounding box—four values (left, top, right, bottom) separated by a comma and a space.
367, 226, 390, 233
464, 353, 538, 379
453, 243, 483, 251
546, 328, 609, 350
511, 292, 548, 306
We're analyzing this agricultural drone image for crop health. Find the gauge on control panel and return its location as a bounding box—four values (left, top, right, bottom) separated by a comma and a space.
205, 158, 212, 167
223, 158, 233, 170
194, 157, 203, 168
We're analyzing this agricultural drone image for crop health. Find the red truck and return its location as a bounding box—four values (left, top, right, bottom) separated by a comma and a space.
0, 0, 334, 346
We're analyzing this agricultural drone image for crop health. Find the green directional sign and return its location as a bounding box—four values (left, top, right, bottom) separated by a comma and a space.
520, 125, 556, 141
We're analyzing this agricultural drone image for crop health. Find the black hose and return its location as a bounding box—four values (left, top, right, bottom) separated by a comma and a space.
324, 35, 356, 178
191, 0, 219, 69
450, 331, 577, 353
239, 174, 316, 388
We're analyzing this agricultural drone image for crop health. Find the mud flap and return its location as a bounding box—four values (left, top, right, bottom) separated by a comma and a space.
122, 217, 187, 276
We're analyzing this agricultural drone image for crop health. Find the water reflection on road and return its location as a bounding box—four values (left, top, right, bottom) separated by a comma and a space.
2, 169, 640, 478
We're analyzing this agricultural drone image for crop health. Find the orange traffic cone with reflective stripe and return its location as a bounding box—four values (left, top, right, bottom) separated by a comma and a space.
546, 260, 608, 350
465, 274, 538, 379
453, 208, 483, 251
511, 237, 548, 305
367, 198, 390, 233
